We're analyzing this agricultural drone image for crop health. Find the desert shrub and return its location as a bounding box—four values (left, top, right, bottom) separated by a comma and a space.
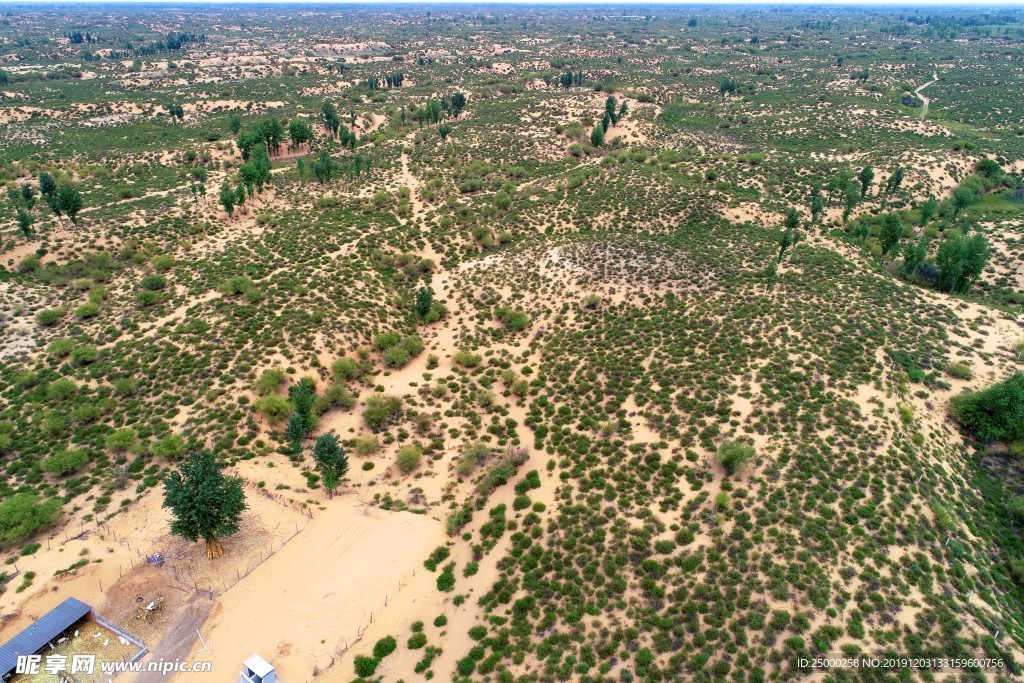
36, 307, 64, 326
43, 449, 88, 476
951, 372, 1024, 442
47, 378, 77, 401
716, 440, 755, 475
437, 562, 456, 591
947, 361, 973, 380
383, 346, 411, 368
0, 494, 61, 547
433, 615, 447, 627
354, 434, 381, 456
253, 368, 285, 395
74, 302, 100, 319
332, 357, 360, 381
69, 346, 99, 366
140, 274, 167, 291
255, 395, 293, 423
453, 350, 482, 368
105, 428, 137, 452
363, 394, 403, 432
373, 331, 401, 350
373, 636, 397, 659
396, 444, 423, 473
407, 633, 427, 649
424, 545, 451, 571
494, 306, 531, 331
46, 339, 74, 358
456, 441, 491, 475
151, 435, 185, 459
353, 656, 378, 677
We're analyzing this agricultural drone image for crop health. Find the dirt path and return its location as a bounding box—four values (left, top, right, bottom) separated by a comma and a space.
133, 595, 214, 683
915, 72, 939, 120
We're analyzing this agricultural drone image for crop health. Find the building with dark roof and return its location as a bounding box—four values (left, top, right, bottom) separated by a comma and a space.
0, 597, 93, 680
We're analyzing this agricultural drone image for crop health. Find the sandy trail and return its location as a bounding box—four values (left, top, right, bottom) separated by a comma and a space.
915, 72, 939, 120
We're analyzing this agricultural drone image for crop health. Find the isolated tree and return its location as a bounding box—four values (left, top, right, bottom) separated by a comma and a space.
936, 232, 989, 293
720, 77, 737, 96
415, 286, 433, 321
162, 450, 247, 560
841, 182, 860, 223
858, 166, 874, 200
285, 412, 306, 456
438, 123, 452, 141
168, 103, 185, 120
39, 172, 56, 199
219, 180, 235, 216
605, 96, 617, 125
590, 124, 605, 147
885, 167, 905, 196
879, 212, 903, 258
779, 209, 799, 261
54, 186, 82, 224
312, 150, 336, 184
16, 209, 34, 237
313, 433, 348, 498
950, 186, 974, 219
20, 183, 36, 208
289, 377, 317, 433
228, 114, 243, 135
919, 196, 938, 225
810, 188, 824, 223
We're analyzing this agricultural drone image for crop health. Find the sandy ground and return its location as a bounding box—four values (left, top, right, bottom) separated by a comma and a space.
186, 500, 443, 682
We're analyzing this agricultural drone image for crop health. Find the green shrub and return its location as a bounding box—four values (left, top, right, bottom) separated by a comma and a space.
36, 307, 64, 326
373, 636, 397, 659
46, 339, 75, 358
255, 395, 293, 423
373, 331, 401, 350
407, 633, 427, 649
43, 449, 88, 476
74, 302, 100, 319
354, 434, 381, 456
105, 428, 137, 452
253, 369, 285, 395
396, 444, 423, 473
151, 435, 186, 459
947, 361, 973, 380
364, 394, 403, 431
0, 494, 61, 547
716, 440, 755, 475
951, 373, 1024, 442
383, 346, 411, 368
453, 350, 482, 368
332, 357, 360, 381
353, 655, 378, 677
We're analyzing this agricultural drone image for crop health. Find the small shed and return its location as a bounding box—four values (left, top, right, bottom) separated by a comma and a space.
240, 654, 276, 683
0, 597, 93, 680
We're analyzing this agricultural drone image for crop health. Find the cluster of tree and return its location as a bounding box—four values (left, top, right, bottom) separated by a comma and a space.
720, 77, 738, 95
237, 118, 286, 158
365, 72, 404, 89
239, 144, 273, 194
557, 69, 585, 90
589, 96, 628, 148
67, 32, 96, 44
163, 450, 246, 560
187, 166, 208, 204
300, 151, 372, 184
287, 118, 313, 151
135, 32, 204, 56
321, 100, 357, 148
10, 172, 84, 229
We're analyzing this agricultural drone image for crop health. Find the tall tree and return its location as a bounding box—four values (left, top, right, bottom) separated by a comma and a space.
590, 124, 604, 147
885, 167, 905, 196
879, 212, 903, 258
919, 196, 938, 226
313, 433, 348, 498
936, 232, 990, 293
39, 172, 56, 198
858, 166, 874, 200
219, 180, 235, 216
53, 186, 82, 224
950, 186, 975, 219
162, 451, 247, 559
415, 286, 433, 321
